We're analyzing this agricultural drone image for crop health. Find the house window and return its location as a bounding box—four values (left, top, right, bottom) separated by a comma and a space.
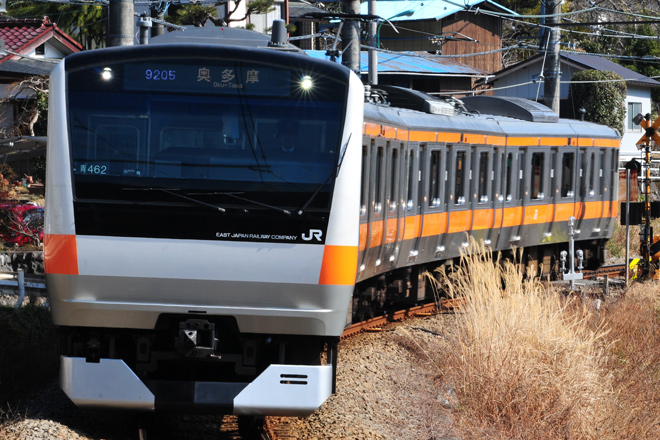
628, 102, 642, 131
35, 44, 45, 56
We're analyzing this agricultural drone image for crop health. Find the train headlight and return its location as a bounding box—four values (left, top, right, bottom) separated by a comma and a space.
101, 67, 113, 81
300, 75, 313, 90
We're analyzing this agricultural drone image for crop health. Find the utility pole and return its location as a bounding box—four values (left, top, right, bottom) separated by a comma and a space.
151, 8, 165, 39
107, 0, 134, 47
543, 0, 561, 114
341, 0, 361, 74
367, 0, 377, 84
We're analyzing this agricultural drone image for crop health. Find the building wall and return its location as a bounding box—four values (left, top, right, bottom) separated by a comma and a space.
379, 13, 502, 73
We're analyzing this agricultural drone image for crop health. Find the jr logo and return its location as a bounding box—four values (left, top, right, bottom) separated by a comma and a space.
302, 229, 323, 242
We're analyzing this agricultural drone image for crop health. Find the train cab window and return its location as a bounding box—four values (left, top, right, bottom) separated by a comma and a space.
389, 147, 400, 212
455, 151, 466, 205
561, 152, 575, 198
531, 152, 544, 200
360, 144, 369, 217
374, 146, 384, 213
478, 151, 489, 204
429, 150, 441, 208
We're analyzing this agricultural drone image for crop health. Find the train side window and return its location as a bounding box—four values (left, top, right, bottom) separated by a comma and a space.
561, 152, 575, 198
505, 152, 513, 202
429, 150, 441, 208
360, 144, 369, 217
600, 149, 607, 196
374, 145, 384, 213
455, 150, 466, 205
517, 151, 524, 201
389, 146, 400, 212
478, 151, 489, 204
406, 149, 416, 210
588, 152, 596, 197
531, 152, 544, 200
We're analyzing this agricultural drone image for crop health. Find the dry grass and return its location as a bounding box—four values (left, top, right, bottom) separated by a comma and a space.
599, 283, 660, 438
437, 243, 615, 439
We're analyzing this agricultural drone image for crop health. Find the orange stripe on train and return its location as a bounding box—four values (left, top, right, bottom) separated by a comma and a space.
44, 234, 79, 275
318, 245, 358, 285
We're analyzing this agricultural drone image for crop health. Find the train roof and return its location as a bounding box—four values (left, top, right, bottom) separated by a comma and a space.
365, 100, 621, 141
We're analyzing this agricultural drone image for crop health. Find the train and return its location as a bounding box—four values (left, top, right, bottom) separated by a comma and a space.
44, 27, 620, 418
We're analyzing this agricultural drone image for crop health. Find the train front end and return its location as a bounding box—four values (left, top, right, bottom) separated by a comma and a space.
45, 45, 363, 416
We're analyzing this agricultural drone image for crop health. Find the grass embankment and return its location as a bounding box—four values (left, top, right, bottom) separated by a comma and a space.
437, 246, 660, 439
0, 306, 58, 417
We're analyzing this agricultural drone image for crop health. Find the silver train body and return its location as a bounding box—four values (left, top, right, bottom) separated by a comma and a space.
45, 44, 364, 415
45, 35, 621, 417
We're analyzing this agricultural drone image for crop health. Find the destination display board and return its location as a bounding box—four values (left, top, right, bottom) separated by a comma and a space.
123, 63, 292, 97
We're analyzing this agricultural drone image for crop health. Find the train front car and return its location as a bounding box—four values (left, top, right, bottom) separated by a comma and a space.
45, 44, 363, 416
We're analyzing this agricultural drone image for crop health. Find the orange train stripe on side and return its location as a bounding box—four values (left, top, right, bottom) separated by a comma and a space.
421, 212, 447, 237
409, 131, 437, 142
438, 132, 462, 143
369, 219, 384, 248
403, 215, 422, 241
319, 245, 358, 285
44, 234, 79, 275
463, 133, 486, 144
448, 210, 471, 233
472, 209, 494, 230
583, 201, 604, 219
358, 223, 368, 251
385, 217, 398, 244
501, 206, 523, 228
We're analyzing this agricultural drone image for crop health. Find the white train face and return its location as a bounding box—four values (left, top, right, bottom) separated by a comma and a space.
45, 46, 362, 337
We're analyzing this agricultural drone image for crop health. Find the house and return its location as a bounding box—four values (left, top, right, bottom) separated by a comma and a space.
306, 49, 491, 95
359, 0, 517, 74
487, 52, 660, 160
0, 16, 82, 177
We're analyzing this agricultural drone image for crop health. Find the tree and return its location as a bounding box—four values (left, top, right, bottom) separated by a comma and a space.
2, 76, 49, 138
167, 0, 275, 29
568, 70, 626, 135
8, 1, 106, 50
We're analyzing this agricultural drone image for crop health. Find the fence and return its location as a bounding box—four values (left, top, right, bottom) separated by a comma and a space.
0, 269, 47, 308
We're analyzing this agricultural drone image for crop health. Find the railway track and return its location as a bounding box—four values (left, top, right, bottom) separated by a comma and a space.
583, 263, 627, 279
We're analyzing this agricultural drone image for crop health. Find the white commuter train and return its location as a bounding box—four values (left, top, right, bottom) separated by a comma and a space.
45, 39, 364, 415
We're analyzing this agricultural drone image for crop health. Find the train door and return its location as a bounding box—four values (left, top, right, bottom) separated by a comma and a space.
524, 148, 551, 248
427, 145, 448, 259
357, 141, 370, 281
599, 147, 617, 235
545, 149, 558, 241
587, 148, 604, 235
377, 142, 402, 272
445, 144, 471, 255
556, 148, 578, 239
403, 143, 423, 264
497, 148, 523, 249
489, 147, 504, 248
576, 147, 594, 237
368, 140, 387, 275
470, 147, 494, 247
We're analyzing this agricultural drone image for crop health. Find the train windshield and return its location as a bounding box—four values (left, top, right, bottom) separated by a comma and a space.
66, 57, 347, 212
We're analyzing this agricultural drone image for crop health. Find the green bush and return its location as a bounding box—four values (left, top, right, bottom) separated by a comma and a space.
0, 306, 58, 405
569, 70, 626, 135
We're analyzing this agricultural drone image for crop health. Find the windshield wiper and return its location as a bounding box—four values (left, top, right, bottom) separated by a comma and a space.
190, 191, 291, 215
123, 187, 226, 213
297, 134, 351, 215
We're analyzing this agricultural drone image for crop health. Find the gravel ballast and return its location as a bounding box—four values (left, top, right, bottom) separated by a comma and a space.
2, 313, 459, 440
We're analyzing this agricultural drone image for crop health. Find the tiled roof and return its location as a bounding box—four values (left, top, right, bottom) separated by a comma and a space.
0, 16, 82, 64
